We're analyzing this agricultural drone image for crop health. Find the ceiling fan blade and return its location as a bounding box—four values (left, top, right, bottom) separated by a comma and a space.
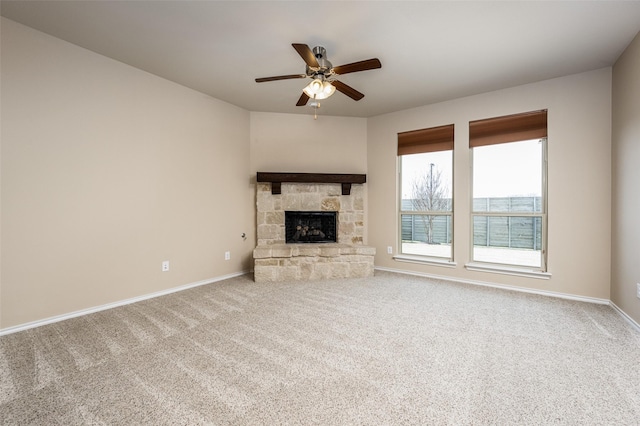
331, 80, 365, 101
296, 92, 310, 106
292, 43, 320, 68
255, 74, 306, 83
332, 58, 382, 75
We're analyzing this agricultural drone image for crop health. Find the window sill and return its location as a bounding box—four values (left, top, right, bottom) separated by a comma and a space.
393, 254, 457, 268
465, 262, 551, 280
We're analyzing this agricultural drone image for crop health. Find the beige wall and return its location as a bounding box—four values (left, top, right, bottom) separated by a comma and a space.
1, 18, 253, 329
250, 112, 367, 174
368, 68, 613, 299
612, 31, 640, 324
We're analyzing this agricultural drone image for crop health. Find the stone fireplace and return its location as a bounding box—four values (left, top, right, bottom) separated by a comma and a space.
253, 173, 375, 282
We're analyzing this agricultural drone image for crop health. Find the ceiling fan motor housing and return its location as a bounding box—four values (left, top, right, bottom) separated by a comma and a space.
312, 46, 332, 73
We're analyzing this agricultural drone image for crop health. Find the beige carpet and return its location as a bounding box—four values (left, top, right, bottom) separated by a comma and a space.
1, 271, 639, 425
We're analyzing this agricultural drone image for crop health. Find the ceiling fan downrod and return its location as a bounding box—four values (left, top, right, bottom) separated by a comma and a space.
312, 46, 332, 72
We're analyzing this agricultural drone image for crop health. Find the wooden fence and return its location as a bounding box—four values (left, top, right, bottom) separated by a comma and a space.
401, 197, 542, 249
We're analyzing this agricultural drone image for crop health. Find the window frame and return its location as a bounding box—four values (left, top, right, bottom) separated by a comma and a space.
469, 136, 548, 273
396, 124, 455, 265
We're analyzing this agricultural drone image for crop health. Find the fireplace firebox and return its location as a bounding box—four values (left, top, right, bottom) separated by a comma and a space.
285, 211, 337, 243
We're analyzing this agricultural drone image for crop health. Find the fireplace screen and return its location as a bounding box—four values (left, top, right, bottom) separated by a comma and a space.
285, 211, 337, 243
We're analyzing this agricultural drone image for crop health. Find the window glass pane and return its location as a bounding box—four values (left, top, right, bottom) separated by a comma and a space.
473, 139, 542, 213
471, 136, 546, 270
401, 214, 452, 258
472, 215, 542, 268
400, 150, 453, 260
401, 151, 452, 212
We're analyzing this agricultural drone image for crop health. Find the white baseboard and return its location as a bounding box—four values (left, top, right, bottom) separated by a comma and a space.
609, 301, 640, 333
375, 266, 640, 333
0, 271, 250, 336
5, 269, 637, 337
375, 266, 610, 305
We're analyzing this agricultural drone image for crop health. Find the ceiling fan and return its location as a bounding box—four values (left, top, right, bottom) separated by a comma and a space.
255, 43, 382, 107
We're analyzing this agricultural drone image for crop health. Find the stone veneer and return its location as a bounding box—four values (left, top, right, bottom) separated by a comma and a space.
254, 182, 375, 282
253, 243, 375, 282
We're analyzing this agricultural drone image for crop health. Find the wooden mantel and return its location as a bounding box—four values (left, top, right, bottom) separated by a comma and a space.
257, 172, 367, 195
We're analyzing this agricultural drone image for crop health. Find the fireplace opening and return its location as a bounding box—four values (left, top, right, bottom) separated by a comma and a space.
285, 211, 337, 243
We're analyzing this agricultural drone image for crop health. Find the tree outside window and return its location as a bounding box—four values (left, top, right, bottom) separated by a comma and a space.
410, 163, 449, 244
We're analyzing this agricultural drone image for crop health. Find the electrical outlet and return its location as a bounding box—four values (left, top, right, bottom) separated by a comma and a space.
637, 283, 640, 299
224, 251, 231, 261
162, 261, 170, 272
387, 246, 393, 254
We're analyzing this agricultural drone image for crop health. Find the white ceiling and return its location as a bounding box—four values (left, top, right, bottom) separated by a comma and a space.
2, 1, 640, 118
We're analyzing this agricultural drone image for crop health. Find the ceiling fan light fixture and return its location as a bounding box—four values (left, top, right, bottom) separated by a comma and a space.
303, 78, 324, 96
303, 79, 335, 100
322, 81, 336, 97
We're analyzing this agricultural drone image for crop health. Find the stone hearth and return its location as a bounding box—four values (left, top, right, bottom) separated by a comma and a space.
254, 243, 375, 282
253, 179, 375, 283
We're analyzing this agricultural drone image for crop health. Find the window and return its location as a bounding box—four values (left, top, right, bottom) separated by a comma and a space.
398, 124, 454, 261
469, 110, 547, 271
